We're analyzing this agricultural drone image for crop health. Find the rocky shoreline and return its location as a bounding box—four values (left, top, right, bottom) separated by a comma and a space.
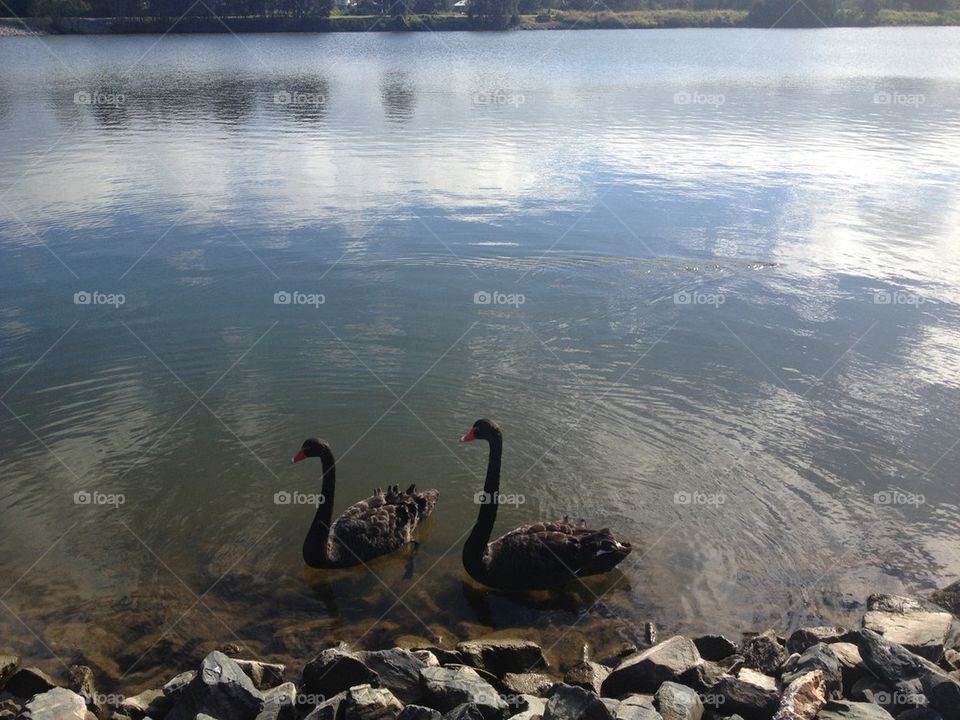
3, 585, 960, 720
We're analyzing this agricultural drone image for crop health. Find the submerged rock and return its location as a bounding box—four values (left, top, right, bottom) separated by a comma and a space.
456, 640, 548, 676
653, 682, 703, 720
862, 594, 956, 662
602, 637, 703, 698
543, 684, 613, 720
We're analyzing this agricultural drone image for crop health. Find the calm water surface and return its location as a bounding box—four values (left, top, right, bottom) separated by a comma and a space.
1, 28, 960, 689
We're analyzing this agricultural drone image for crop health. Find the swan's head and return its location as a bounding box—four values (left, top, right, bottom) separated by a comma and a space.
459, 418, 501, 443
291, 437, 332, 464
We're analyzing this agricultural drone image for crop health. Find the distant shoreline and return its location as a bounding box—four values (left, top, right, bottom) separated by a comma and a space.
2, 10, 959, 36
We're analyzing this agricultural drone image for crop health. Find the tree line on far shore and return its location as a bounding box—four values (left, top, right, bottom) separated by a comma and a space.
5, 0, 958, 31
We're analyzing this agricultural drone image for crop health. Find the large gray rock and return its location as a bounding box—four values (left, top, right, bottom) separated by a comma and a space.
773, 670, 825, 720
343, 684, 403, 720
565, 662, 611, 695
236, 660, 286, 691
713, 669, 780, 720
304, 691, 347, 720
16, 687, 87, 720
826, 643, 866, 691
0, 656, 20, 692
653, 682, 702, 720
853, 628, 960, 720
301, 646, 380, 702
543, 684, 613, 720
742, 632, 787, 676
816, 700, 894, 720
501, 673, 554, 697
66, 665, 100, 715
358, 648, 429, 705
781, 644, 842, 700
398, 705, 442, 720
4, 668, 57, 699
615, 694, 662, 720
166, 650, 264, 720
862, 594, 956, 662
456, 641, 548, 676
602, 637, 703, 698
419, 666, 507, 720
256, 682, 297, 720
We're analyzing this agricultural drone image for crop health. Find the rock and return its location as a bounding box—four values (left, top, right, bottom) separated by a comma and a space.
17, 687, 87, 720
501, 673, 554, 696
413, 648, 465, 667
256, 682, 297, 720
413, 651, 441, 668
543, 684, 613, 720
931, 581, 960, 618
166, 650, 264, 720
862, 594, 956, 662
738, 668, 776, 692
162, 670, 196, 699
645, 623, 658, 646
713, 670, 780, 720
741, 632, 787, 675
236, 660, 286, 691
442, 704, 485, 720
516, 695, 547, 718
816, 700, 894, 720
0, 657, 21, 692
615, 694, 662, 720
4, 668, 58, 699
678, 661, 725, 693
304, 691, 347, 720
772, 670, 825, 720
398, 705, 442, 720
786, 628, 847, 655
602, 637, 703, 698
419, 666, 507, 719
781, 644, 842, 700
826, 643, 866, 690
692, 636, 737, 662
66, 666, 100, 714
853, 628, 960, 719
565, 662, 611, 695
847, 677, 891, 704
120, 688, 169, 717
456, 641, 547, 676
653, 682, 703, 720
358, 648, 429, 704
943, 648, 960, 671
342, 684, 403, 720
301, 646, 379, 702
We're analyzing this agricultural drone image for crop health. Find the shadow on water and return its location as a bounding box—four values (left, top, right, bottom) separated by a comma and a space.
380, 71, 417, 123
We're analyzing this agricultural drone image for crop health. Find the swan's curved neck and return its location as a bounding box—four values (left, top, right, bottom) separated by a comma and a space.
463, 434, 502, 581
303, 448, 337, 568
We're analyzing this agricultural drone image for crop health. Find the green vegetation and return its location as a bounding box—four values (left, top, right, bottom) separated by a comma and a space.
2, 0, 958, 31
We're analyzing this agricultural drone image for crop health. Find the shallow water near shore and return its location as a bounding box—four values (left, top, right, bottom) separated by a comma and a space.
1, 28, 960, 691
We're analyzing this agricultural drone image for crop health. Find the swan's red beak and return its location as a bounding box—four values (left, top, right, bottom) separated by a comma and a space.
459, 428, 476, 443
291, 449, 306, 464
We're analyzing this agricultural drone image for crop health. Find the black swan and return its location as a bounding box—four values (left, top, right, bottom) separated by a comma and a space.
459, 419, 632, 590
291, 437, 439, 568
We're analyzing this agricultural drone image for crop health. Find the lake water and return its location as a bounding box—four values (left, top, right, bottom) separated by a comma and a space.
1, 27, 960, 691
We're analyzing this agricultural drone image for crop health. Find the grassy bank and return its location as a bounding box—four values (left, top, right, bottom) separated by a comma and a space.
1, 9, 958, 34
